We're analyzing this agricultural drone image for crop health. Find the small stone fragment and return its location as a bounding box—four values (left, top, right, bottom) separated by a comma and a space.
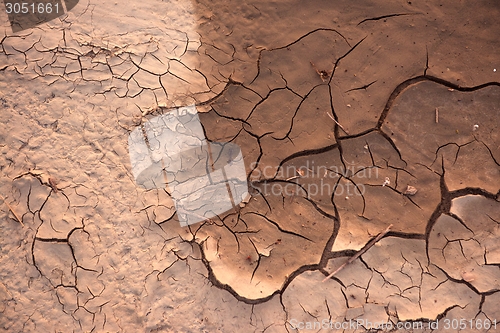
241, 192, 251, 204
403, 185, 418, 196
239, 192, 252, 208
382, 177, 390, 187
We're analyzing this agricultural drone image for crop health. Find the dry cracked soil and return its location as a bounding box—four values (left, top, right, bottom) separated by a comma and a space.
0, 0, 499, 332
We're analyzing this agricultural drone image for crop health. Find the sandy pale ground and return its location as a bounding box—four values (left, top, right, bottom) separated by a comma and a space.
1, 0, 499, 332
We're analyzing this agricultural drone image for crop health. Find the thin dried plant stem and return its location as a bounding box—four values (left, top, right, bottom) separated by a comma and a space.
435, 107, 439, 123
322, 224, 393, 282
326, 112, 349, 135
0, 194, 24, 227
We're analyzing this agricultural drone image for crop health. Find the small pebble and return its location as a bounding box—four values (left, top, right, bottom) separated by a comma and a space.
382, 177, 390, 187
404, 185, 418, 196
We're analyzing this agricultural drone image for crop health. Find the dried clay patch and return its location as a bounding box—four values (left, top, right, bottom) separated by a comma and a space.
1, 0, 499, 332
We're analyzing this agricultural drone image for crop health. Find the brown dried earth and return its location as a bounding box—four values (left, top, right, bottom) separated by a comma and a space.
0, 0, 499, 332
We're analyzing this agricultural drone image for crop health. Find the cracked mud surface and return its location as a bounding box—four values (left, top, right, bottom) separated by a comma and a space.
1, 0, 499, 332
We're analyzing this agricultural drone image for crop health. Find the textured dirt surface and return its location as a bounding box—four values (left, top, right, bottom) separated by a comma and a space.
1, 0, 499, 332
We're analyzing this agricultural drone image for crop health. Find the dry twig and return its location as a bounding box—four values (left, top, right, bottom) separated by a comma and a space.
0, 194, 24, 226
326, 112, 349, 135
322, 224, 393, 282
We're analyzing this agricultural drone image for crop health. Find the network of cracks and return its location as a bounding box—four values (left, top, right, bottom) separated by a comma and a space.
1, 12, 499, 333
